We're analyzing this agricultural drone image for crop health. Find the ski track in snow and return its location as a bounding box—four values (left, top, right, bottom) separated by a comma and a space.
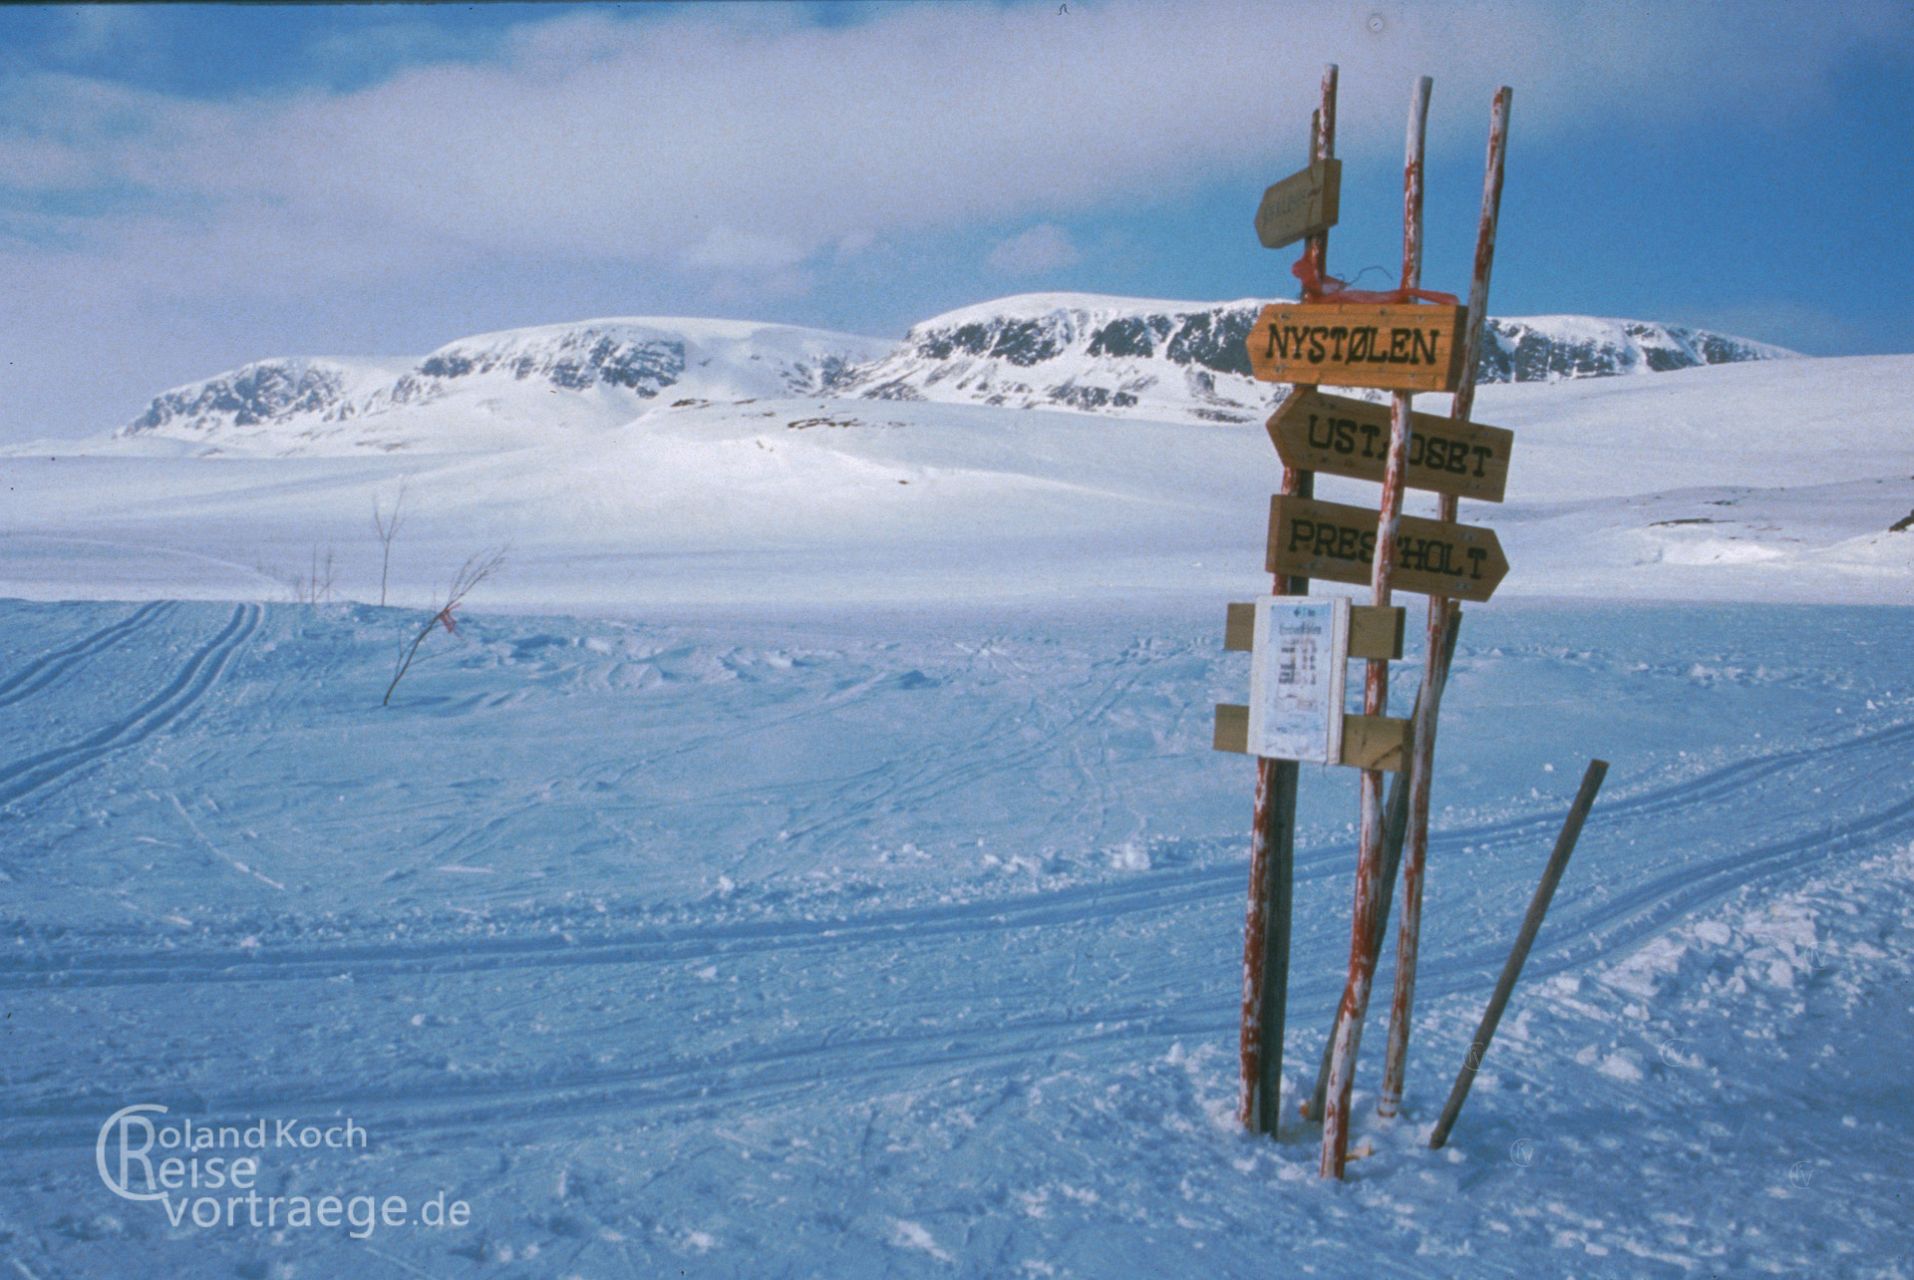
0, 600, 177, 710
0, 603, 257, 809
0, 599, 1909, 1276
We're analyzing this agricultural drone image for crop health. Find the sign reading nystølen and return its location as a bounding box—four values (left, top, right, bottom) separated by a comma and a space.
1246, 302, 1468, 392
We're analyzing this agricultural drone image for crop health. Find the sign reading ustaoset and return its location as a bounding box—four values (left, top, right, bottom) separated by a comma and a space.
1267, 389, 1513, 502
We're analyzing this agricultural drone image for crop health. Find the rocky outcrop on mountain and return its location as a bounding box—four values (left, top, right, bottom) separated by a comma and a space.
836, 295, 1796, 424
120, 320, 891, 443
127, 359, 369, 435
119, 296, 1796, 448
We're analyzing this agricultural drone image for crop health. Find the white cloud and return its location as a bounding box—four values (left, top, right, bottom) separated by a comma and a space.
1, 0, 1909, 436
987, 223, 1081, 276
6, 0, 1905, 298
682, 228, 809, 273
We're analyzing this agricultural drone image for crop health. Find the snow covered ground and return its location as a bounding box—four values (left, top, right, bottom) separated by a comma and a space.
1, 597, 1910, 1276
3, 353, 1910, 610
1, 334, 1911, 1274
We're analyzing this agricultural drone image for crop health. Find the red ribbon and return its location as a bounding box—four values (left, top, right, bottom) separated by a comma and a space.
1291, 252, 1459, 307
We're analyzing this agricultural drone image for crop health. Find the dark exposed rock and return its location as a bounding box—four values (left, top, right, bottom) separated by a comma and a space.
1164, 310, 1258, 377
130, 362, 346, 434
422, 333, 684, 395
120, 299, 1793, 440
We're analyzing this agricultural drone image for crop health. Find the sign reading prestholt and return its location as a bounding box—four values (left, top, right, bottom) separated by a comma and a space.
1246, 596, 1350, 764
1266, 389, 1514, 503
1246, 302, 1469, 392
1254, 159, 1342, 250
1266, 495, 1509, 602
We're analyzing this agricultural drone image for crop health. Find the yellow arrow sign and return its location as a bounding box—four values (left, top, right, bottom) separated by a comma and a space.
1267, 389, 1514, 502
1266, 495, 1509, 602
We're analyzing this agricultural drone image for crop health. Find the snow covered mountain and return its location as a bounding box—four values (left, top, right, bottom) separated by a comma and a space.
120, 319, 892, 453
116, 296, 1793, 453
25, 349, 1909, 609
838, 294, 1796, 423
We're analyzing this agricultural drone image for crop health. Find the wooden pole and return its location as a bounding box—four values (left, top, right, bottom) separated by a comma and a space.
1239, 63, 1337, 1136
1428, 759, 1607, 1149
1302, 614, 1461, 1123
1320, 73, 1432, 1180
1379, 85, 1513, 1119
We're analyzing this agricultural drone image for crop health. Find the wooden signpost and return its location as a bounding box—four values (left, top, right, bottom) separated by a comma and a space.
1246, 302, 1468, 392
1218, 67, 1524, 1181
1267, 390, 1513, 503
1266, 496, 1508, 603
1254, 159, 1342, 250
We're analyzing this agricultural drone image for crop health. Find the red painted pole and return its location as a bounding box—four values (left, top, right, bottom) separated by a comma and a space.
1324, 72, 1431, 1178
1239, 63, 1337, 1135
1301, 614, 1460, 1124
1378, 85, 1512, 1120
1319, 73, 1431, 1180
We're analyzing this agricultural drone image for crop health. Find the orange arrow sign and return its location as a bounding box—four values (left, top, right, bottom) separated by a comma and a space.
1266, 495, 1509, 602
1245, 302, 1468, 392
1267, 389, 1514, 502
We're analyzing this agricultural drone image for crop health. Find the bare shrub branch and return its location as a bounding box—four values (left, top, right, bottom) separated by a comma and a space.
371, 478, 408, 607
383, 546, 507, 707
290, 544, 337, 605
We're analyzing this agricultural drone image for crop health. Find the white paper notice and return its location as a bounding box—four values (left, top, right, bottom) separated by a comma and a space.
1246, 596, 1349, 763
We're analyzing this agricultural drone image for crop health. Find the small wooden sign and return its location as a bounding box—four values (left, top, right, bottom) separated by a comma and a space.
1226, 601, 1404, 660
1266, 495, 1509, 602
1246, 302, 1468, 392
1267, 389, 1514, 503
1254, 159, 1342, 250
1214, 706, 1413, 772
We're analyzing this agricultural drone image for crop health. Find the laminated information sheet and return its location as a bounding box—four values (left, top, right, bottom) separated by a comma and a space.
1246, 596, 1349, 763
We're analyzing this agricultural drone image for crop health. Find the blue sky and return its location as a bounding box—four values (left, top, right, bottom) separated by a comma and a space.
3, 1, 1910, 439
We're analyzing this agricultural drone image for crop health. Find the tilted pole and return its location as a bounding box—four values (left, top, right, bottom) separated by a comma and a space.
1429, 759, 1607, 1149
1239, 62, 1337, 1136
1379, 85, 1513, 1119
1319, 74, 1431, 1180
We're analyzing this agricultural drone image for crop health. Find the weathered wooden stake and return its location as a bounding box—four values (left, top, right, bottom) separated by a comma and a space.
1239, 62, 1337, 1136
1379, 84, 1513, 1119
1302, 615, 1461, 1123
1320, 73, 1432, 1180
1428, 759, 1607, 1150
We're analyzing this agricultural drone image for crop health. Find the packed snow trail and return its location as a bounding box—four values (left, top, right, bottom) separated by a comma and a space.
0, 598, 1908, 1277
